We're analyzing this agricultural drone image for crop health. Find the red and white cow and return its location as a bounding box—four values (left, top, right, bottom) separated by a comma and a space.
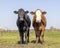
30, 9, 47, 44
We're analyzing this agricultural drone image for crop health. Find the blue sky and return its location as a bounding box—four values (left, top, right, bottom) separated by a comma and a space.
0, 0, 60, 30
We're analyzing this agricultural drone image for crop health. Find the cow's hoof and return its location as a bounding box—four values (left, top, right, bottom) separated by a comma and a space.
36, 41, 38, 44
18, 41, 24, 44
25, 42, 28, 44
25, 41, 28, 44
27, 41, 29, 43
38, 40, 41, 43
18, 41, 22, 44
41, 41, 45, 44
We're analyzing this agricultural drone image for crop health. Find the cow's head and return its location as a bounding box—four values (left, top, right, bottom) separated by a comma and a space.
30, 9, 46, 23
14, 8, 29, 22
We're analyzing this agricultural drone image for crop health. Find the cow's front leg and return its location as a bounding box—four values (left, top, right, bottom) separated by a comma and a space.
25, 32, 28, 44
35, 31, 39, 43
36, 36, 39, 43
38, 35, 40, 43
36, 30, 41, 43
21, 32, 24, 44
19, 31, 24, 44
27, 29, 29, 43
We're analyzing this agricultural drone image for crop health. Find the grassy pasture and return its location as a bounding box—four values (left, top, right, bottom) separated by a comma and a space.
0, 31, 60, 48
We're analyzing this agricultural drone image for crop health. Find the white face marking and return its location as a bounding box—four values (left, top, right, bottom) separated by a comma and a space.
36, 10, 42, 22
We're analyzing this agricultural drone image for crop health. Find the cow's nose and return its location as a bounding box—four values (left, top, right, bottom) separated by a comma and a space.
19, 18, 24, 21
20, 18, 23, 20
36, 20, 41, 23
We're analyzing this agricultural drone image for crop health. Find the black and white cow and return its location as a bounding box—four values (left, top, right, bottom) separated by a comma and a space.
14, 8, 31, 44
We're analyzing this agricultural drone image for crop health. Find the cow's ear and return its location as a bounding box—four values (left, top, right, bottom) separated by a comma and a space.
14, 11, 18, 14
30, 11, 35, 15
42, 11, 47, 15
25, 11, 29, 14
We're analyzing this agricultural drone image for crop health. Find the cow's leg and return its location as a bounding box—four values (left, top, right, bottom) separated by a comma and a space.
36, 36, 38, 43
41, 31, 44, 42
38, 30, 41, 43
35, 31, 40, 43
38, 37, 40, 42
38, 30, 42, 43
18, 29, 21, 44
41, 29, 45, 44
19, 30, 24, 44
38, 35, 41, 43
25, 28, 28, 44
27, 29, 29, 43
42, 33, 44, 42
39, 26, 45, 44
20, 32, 24, 44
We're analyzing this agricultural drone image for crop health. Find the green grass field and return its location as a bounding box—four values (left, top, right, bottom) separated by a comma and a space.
0, 31, 60, 48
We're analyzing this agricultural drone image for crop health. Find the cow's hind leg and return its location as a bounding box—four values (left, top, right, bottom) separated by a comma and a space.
38, 30, 42, 43
25, 28, 29, 44
35, 31, 40, 43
